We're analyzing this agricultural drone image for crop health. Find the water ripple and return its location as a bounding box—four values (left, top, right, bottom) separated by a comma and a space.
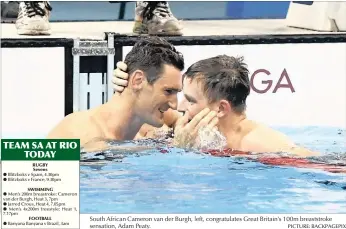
80, 126, 346, 213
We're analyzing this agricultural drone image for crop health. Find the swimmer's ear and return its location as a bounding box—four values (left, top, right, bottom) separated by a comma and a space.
217, 100, 231, 118
130, 70, 145, 91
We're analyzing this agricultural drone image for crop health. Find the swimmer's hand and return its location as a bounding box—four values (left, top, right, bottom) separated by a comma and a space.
173, 108, 218, 148
112, 61, 129, 93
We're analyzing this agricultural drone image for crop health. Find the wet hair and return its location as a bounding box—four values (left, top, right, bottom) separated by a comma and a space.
124, 36, 184, 84
184, 55, 250, 114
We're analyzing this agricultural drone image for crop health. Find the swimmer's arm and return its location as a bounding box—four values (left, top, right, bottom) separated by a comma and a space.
286, 146, 320, 157
134, 124, 153, 140
133, 110, 181, 140
134, 131, 146, 140
163, 109, 182, 128
241, 127, 320, 157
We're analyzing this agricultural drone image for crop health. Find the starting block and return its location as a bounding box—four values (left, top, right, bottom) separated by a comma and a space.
285, 1, 346, 32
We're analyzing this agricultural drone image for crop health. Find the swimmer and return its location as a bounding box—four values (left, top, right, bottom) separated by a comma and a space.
47, 36, 185, 150
113, 55, 320, 157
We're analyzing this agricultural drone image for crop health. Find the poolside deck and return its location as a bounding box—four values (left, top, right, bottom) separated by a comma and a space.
2, 19, 345, 40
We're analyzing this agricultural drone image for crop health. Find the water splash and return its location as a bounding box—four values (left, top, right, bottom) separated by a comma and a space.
309, 152, 346, 166
195, 127, 227, 151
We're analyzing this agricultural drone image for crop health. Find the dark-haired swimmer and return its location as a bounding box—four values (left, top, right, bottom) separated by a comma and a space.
113, 56, 320, 157
47, 36, 185, 150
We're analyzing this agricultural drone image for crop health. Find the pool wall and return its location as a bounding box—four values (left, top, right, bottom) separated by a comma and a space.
1, 33, 346, 138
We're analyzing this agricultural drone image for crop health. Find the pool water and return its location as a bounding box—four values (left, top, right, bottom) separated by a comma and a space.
80, 126, 346, 214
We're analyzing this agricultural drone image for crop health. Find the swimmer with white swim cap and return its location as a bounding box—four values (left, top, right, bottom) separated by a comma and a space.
113, 55, 320, 157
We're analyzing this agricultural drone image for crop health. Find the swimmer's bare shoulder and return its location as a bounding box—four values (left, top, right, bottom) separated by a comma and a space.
240, 123, 320, 157
46, 111, 104, 146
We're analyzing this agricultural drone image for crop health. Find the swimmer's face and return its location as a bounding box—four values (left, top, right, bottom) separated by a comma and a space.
178, 77, 213, 121
137, 64, 182, 128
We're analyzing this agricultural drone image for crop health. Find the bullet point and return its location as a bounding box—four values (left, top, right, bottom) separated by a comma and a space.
3, 207, 6, 211
3, 178, 7, 181
3, 192, 6, 196
3, 222, 6, 225
3, 173, 6, 176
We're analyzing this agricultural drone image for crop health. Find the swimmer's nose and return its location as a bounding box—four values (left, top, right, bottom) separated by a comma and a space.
168, 95, 178, 110
177, 96, 188, 111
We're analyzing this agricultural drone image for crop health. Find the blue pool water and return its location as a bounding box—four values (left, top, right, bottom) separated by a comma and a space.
80, 126, 346, 214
